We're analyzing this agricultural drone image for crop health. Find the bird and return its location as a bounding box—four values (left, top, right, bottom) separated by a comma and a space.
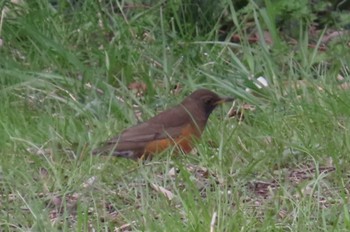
93, 89, 234, 160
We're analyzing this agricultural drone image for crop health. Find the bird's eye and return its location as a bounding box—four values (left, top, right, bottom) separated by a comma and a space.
203, 97, 214, 104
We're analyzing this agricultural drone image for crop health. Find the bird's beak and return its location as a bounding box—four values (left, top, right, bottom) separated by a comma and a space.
215, 97, 234, 105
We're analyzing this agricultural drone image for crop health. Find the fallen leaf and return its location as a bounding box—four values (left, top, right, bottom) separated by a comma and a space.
150, 183, 174, 201
322, 30, 348, 44
248, 180, 279, 198
115, 221, 136, 232
337, 74, 345, 81
82, 176, 97, 188
228, 103, 255, 121
339, 82, 350, 90
168, 167, 177, 178
128, 82, 147, 96
278, 209, 288, 219
231, 30, 273, 45
39, 167, 48, 178
255, 76, 268, 88
171, 83, 182, 95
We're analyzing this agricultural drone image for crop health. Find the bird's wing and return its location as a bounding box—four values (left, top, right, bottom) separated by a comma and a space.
108, 120, 187, 144
105, 104, 195, 146
93, 104, 204, 158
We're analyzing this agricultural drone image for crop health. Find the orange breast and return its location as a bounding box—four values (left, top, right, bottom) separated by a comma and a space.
144, 124, 201, 156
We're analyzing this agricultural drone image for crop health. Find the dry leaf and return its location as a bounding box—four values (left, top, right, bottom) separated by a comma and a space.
171, 83, 182, 95
115, 221, 136, 232
150, 183, 174, 201
278, 209, 288, 219
168, 167, 177, 178
248, 180, 279, 198
228, 103, 255, 120
26, 147, 52, 156
339, 82, 350, 90
231, 31, 273, 45
337, 74, 345, 81
39, 167, 48, 178
128, 82, 147, 96
82, 176, 97, 188
255, 76, 268, 88
322, 30, 348, 44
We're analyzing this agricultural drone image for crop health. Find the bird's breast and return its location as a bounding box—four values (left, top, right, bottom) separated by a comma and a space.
144, 123, 202, 156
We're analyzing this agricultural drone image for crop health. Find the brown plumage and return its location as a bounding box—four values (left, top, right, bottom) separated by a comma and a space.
93, 89, 233, 160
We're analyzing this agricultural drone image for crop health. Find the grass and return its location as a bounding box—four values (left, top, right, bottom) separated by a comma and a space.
1, 0, 350, 231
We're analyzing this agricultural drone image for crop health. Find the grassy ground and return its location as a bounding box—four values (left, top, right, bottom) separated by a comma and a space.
1, 1, 350, 231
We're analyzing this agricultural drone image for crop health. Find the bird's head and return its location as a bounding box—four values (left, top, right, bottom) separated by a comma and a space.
184, 89, 234, 117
